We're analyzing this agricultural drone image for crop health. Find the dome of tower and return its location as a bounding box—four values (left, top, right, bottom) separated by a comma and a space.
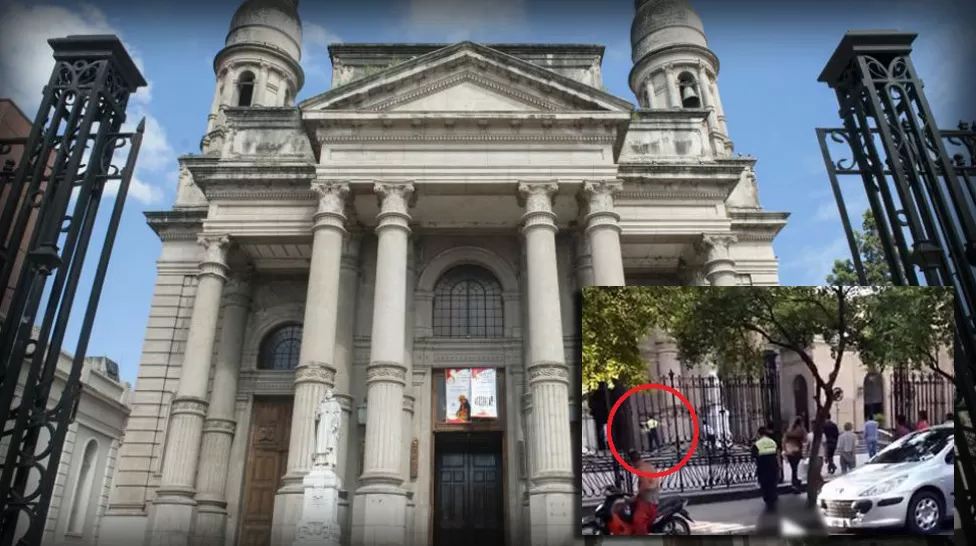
631, 0, 708, 63
226, 0, 303, 62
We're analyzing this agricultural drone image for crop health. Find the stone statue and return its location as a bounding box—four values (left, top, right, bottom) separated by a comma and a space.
314, 389, 342, 470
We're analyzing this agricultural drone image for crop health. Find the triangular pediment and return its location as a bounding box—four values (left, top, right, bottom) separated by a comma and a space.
300, 41, 634, 113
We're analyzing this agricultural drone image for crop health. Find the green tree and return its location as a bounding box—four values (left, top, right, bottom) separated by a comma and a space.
857, 286, 954, 382
660, 286, 865, 507
826, 209, 896, 286
580, 286, 670, 395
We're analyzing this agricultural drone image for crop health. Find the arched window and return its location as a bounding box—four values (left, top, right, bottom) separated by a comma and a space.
67, 439, 98, 534
259, 324, 303, 370
677, 72, 701, 108
237, 71, 256, 107
432, 265, 504, 338
863, 372, 885, 423
792, 375, 809, 429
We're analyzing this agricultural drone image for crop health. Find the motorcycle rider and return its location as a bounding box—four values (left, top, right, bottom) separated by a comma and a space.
628, 449, 661, 535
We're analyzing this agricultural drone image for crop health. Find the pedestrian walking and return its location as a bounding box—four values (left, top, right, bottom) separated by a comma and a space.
894, 414, 911, 439
916, 410, 929, 431
702, 418, 716, 451
863, 414, 879, 458
645, 414, 660, 450
837, 422, 858, 474
752, 426, 780, 513
823, 415, 839, 475
783, 417, 806, 491
628, 449, 661, 535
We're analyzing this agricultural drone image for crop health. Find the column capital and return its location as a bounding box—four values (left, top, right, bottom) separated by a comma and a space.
311, 180, 350, 232
197, 234, 231, 280
223, 267, 253, 308
374, 182, 415, 234
698, 233, 737, 261
698, 234, 738, 286
581, 179, 623, 235
518, 181, 559, 234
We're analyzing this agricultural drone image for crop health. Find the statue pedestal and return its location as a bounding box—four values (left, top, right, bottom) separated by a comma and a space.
292, 465, 342, 546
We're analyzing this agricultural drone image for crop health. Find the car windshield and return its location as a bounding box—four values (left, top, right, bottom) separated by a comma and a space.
869, 427, 953, 464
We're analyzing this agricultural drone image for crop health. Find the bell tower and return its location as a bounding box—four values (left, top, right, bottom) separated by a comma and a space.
629, 0, 733, 155
201, 0, 305, 153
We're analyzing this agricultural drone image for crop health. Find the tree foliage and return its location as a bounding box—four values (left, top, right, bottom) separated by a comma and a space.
660, 286, 865, 507
826, 209, 896, 286
857, 286, 954, 381
580, 286, 669, 395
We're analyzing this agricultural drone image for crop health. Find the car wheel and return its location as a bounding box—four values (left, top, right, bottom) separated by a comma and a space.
906, 490, 943, 534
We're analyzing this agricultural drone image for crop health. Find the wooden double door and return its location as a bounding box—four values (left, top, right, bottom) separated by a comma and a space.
433, 431, 505, 546
239, 397, 292, 546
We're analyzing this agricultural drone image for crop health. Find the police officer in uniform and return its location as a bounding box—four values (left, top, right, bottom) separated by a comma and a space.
752, 426, 780, 513
645, 414, 660, 450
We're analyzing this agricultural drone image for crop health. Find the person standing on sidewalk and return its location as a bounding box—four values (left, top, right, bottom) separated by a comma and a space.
628, 449, 661, 535
823, 415, 839, 475
645, 414, 660, 450
837, 422, 858, 474
783, 417, 806, 491
863, 414, 880, 458
894, 414, 911, 439
752, 427, 780, 513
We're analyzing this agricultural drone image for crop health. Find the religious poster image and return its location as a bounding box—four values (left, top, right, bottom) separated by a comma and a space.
471, 368, 498, 419
445, 368, 472, 423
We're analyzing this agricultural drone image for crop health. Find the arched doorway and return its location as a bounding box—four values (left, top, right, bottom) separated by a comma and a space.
863, 372, 884, 423
793, 375, 809, 429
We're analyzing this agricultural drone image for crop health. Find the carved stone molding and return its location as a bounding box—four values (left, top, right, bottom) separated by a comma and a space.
581, 179, 623, 216
402, 394, 416, 414
412, 370, 427, 387
366, 362, 408, 385
311, 180, 350, 217
203, 418, 237, 435
294, 363, 337, 387
171, 396, 209, 417
526, 362, 570, 385
197, 234, 231, 280
697, 233, 737, 262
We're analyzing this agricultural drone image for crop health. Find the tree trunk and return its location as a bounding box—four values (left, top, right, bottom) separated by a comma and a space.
805, 401, 833, 508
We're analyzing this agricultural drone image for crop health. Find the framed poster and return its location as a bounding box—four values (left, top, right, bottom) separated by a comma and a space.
444, 368, 472, 423
470, 368, 498, 419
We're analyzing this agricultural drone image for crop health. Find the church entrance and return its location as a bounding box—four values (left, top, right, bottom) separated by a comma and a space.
238, 397, 293, 546
432, 431, 505, 546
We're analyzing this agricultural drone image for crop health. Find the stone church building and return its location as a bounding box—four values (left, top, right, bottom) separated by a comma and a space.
99, 1, 786, 546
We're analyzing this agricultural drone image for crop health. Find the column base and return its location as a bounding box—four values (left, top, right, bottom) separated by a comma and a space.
271, 475, 306, 546
190, 500, 227, 546
146, 493, 197, 546
349, 485, 408, 546
528, 480, 575, 546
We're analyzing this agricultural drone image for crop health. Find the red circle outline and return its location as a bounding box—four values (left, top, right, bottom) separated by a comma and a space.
605, 383, 699, 479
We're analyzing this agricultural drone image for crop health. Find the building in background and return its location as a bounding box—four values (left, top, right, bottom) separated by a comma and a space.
99, 1, 786, 546
0, 98, 37, 319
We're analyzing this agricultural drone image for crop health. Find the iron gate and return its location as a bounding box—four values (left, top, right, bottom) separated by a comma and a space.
0, 36, 145, 546
816, 30, 976, 540
581, 363, 782, 505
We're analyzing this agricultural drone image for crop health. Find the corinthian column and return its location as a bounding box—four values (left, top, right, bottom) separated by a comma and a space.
699, 234, 738, 286
274, 181, 349, 545
351, 182, 415, 546
518, 182, 575, 546
192, 269, 252, 546
148, 234, 231, 546
581, 180, 625, 286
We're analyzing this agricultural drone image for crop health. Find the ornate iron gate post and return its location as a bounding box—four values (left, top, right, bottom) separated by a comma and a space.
816, 30, 976, 539
0, 35, 145, 546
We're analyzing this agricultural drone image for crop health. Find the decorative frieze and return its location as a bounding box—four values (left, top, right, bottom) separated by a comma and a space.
171, 396, 209, 417
294, 363, 337, 387
365, 362, 408, 385
202, 418, 236, 435
526, 363, 570, 385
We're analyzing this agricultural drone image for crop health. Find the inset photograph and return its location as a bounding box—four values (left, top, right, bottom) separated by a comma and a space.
580, 285, 955, 537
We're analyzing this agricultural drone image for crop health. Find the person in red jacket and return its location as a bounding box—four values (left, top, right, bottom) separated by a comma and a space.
628, 450, 661, 535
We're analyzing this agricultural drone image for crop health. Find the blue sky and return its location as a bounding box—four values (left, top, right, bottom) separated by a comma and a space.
0, 0, 973, 384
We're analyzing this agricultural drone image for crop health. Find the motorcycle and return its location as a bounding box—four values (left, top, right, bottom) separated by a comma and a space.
581, 485, 693, 536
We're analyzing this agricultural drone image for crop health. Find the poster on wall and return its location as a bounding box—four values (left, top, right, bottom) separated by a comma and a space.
445, 368, 472, 423
471, 368, 498, 419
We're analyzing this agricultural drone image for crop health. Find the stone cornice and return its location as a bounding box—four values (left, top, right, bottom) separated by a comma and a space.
729, 209, 791, 241
222, 106, 304, 129
145, 208, 207, 241
181, 155, 316, 196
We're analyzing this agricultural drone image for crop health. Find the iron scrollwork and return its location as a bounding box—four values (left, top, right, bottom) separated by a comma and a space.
816, 31, 976, 541
0, 35, 146, 546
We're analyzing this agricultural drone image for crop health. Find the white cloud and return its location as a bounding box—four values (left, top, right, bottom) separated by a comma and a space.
404, 0, 529, 41
302, 22, 342, 80
0, 0, 173, 206
781, 236, 851, 286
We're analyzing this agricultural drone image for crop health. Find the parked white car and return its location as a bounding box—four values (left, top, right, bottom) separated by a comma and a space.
817, 424, 954, 534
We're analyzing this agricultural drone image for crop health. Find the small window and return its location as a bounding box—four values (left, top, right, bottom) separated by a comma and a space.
237, 71, 256, 107
678, 72, 701, 108
258, 324, 303, 370
67, 439, 98, 535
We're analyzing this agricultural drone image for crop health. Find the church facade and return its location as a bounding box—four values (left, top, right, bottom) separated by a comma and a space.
99, 1, 787, 546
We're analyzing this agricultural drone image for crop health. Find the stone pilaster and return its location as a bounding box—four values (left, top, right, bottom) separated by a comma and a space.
402, 240, 417, 484
336, 229, 362, 491
192, 269, 252, 546
518, 182, 575, 546
581, 180, 625, 286
698, 234, 738, 286
147, 234, 231, 546
664, 64, 679, 108
572, 233, 594, 290
256, 62, 269, 106
274, 181, 349, 546
351, 182, 415, 546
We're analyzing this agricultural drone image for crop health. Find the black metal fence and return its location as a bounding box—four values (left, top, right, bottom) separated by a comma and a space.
889, 371, 954, 428
581, 369, 781, 504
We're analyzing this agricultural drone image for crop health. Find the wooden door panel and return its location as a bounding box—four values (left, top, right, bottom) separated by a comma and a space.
433, 435, 504, 546
239, 398, 292, 546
